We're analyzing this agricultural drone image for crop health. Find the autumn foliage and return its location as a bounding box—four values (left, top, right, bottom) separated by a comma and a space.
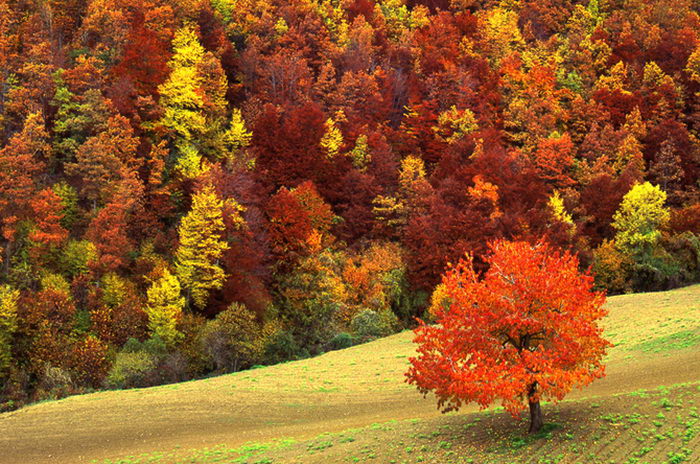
0, 0, 698, 409
407, 240, 610, 433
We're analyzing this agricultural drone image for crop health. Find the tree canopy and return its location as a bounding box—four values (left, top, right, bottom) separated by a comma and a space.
407, 240, 610, 433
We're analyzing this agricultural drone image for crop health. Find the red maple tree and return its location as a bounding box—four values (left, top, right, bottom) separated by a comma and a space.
406, 239, 610, 433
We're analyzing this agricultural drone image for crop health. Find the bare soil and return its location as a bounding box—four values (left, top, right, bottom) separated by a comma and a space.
0, 285, 697, 464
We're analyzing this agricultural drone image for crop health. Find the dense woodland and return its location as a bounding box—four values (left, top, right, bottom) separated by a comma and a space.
0, 0, 698, 408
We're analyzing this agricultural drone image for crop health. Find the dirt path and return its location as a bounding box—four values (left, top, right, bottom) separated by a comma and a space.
0, 347, 697, 464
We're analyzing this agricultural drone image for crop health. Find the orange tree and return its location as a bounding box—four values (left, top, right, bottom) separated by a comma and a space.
406, 240, 610, 433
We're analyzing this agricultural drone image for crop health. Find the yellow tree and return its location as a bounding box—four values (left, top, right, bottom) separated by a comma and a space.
434, 106, 478, 144
398, 155, 428, 195
612, 182, 670, 258
349, 134, 371, 171
158, 24, 227, 178
481, 7, 525, 65
175, 185, 229, 309
548, 190, 574, 227
158, 24, 207, 142
612, 134, 645, 180
145, 268, 185, 345
320, 117, 343, 159
685, 45, 700, 83
0, 284, 19, 375
222, 108, 253, 165
373, 155, 431, 231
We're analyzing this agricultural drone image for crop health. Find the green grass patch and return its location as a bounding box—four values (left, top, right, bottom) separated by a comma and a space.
628, 329, 700, 353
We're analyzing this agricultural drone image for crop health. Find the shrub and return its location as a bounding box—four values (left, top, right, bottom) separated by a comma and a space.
105, 336, 187, 389
350, 309, 398, 340
105, 350, 156, 389
662, 232, 700, 284
69, 335, 109, 388
328, 332, 354, 351
630, 244, 686, 292
34, 365, 75, 400
176, 312, 209, 377
201, 303, 263, 373
592, 239, 632, 294
0, 367, 31, 412
262, 329, 308, 365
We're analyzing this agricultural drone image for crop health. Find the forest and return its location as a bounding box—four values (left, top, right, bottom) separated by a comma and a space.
0, 0, 698, 409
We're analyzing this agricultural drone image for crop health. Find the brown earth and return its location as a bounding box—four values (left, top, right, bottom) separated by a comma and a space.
0, 285, 698, 464
257, 381, 700, 464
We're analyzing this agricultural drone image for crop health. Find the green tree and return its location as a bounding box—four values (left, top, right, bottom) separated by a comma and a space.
52, 181, 80, 229
202, 302, 263, 372
349, 134, 371, 171
174, 185, 229, 309
60, 239, 98, 277
50, 84, 110, 165
276, 248, 346, 353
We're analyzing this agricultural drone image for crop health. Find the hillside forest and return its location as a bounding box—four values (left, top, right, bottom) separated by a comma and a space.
0, 0, 698, 409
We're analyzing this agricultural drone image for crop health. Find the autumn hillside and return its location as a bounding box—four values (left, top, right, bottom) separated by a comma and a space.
0, 284, 697, 464
2, 0, 700, 413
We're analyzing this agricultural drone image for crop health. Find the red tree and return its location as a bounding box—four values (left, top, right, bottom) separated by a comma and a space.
266, 180, 335, 264
29, 188, 69, 265
406, 240, 610, 433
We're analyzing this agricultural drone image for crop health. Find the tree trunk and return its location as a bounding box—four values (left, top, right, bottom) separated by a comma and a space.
528, 382, 543, 434
528, 399, 543, 434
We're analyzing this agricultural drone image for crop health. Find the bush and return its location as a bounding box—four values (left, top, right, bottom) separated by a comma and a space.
629, 232, 700, 292
350, 309, 398, 341
262, 329, 308, 365
328, 332, 354, 351
176, 312, 208, 377
105, 336, 188, 389
34, 365, 75, 401
69, 335, 110, 389
663, 232, 700, 284
0, 367, 31, 412
592, 240, 632, 294
127, 335, 168, 357
105, 350, 156, 389
201, 303, 263, 373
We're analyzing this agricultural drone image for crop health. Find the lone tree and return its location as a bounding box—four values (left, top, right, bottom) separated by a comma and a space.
406, 240, 610, 433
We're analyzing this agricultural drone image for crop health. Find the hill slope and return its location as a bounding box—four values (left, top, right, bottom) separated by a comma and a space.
0, 285, 698, 464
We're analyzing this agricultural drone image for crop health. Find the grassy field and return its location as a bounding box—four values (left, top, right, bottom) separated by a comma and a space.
93, 382, 700, 464
0, 285, 698, 464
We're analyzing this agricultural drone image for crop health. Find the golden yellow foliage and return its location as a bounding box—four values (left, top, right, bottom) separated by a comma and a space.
175, 185, 229, 309
0, 285, 19, 374
145, 268, 185, 345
